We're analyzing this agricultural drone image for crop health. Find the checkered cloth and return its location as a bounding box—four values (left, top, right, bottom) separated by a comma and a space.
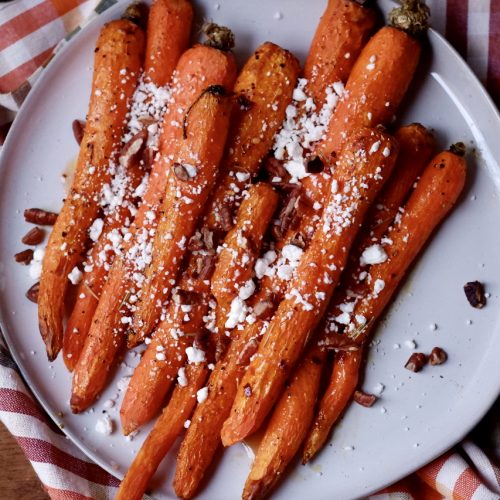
0, 1, 499, 499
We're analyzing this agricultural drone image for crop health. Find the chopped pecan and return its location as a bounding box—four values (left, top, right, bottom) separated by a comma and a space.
142, 146, 155, 169
15, 249, 34, 265
198, 254, 216, 281
72, 119, 85, 145
429, 347, 447, 366
464, 281, 486, 309
218, 205, 233, 232
404, 352, 427, 372
173, 289, 202, 305
173, 162, 191, 181
201, 228, 214, 251
273, 188, 300, 239
21, 227, 45, 245
26, 282, 40, 303
353, 390, 377, 407
24, 208, 58, 225
263, 156, 288, 181
119, 129, 148, 169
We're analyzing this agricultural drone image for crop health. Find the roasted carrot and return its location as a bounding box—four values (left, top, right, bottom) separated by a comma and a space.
71, 79, 234, 413
176, 321, 268, 499
303, 146, 467, 461
325, 147, 467, 349
239, 123, 435, 490
116, 362, 208, 500
62, 1, 191, 370
62, 132, 148, 371
302, 350, 362, 463
325, 123, 435, 309
119, 43, 300, 433
129, 42, 300, 342
211, 183, 279, 332
242, 344, 327, 500
315, 1, 430, 159
303, 0, 378, 103
120, 183, 278, 435
144, 0, 193, 86
118, 185, 277, 497
221, 127, 399, 446
37, 10, 145, 361
173, 6, 380, 488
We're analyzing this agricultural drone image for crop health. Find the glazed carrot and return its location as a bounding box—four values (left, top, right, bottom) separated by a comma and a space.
37, 9, 145, 361
120, 183, 278, 435
211, 183, 279, 332
324, 147, 467, 350
173, 319, 262, 499
116, 362, 208, 500
144, 0, 193, 86
238, 123, 435, 490
62, 2, 190, 370
221, 127, 399, 446
71, 79, 235, 413
172, 172, 332, 497
328, 122, 435, 304
119, 43, 300, 433
173, 133, 377, 499
303, 146, 467, 461
315, 1, 430, 159
302, 350, 362, 463
304, 0, 378, 102
173, 7, 379, 488
62, 132, 148, 371
118, 184, 278, 496
129, 42, 300, 342
242, 344, 327, 500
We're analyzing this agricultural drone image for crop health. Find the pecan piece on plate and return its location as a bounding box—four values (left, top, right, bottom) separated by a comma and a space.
26, 282, 40, 303
429, 347, 447, 366
404, 352, 427, 372
24, 208, 58, 226
464, 280, 486, 309
353, 390, 377, 407
15, 249, 34, 265
21, 227, 45, 245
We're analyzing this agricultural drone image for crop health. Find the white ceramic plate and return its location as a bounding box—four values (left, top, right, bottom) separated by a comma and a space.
1, 1, 500, 499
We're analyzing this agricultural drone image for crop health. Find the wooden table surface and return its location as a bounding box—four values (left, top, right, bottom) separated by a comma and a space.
0, 422, 49, 500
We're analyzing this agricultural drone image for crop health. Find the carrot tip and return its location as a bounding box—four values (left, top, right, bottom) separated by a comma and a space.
449, 142, 466, 157
122, 2, 148, 29
388, 0, 430, 36
202, 22, 235, 52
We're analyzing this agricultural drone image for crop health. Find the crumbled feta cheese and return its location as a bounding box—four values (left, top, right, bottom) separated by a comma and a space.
95, 415, 114, 435
373, 279, 385, 295
68, 266, 83, 285
360, 244, 388, 265
186, 345, 206, 363
89, 218, 104, 242
239, 280, 256, 300
196, 386, 208, 403
177, 367, 188, 387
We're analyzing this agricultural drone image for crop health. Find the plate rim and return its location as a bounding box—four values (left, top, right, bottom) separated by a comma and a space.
0, 0, 499, 498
